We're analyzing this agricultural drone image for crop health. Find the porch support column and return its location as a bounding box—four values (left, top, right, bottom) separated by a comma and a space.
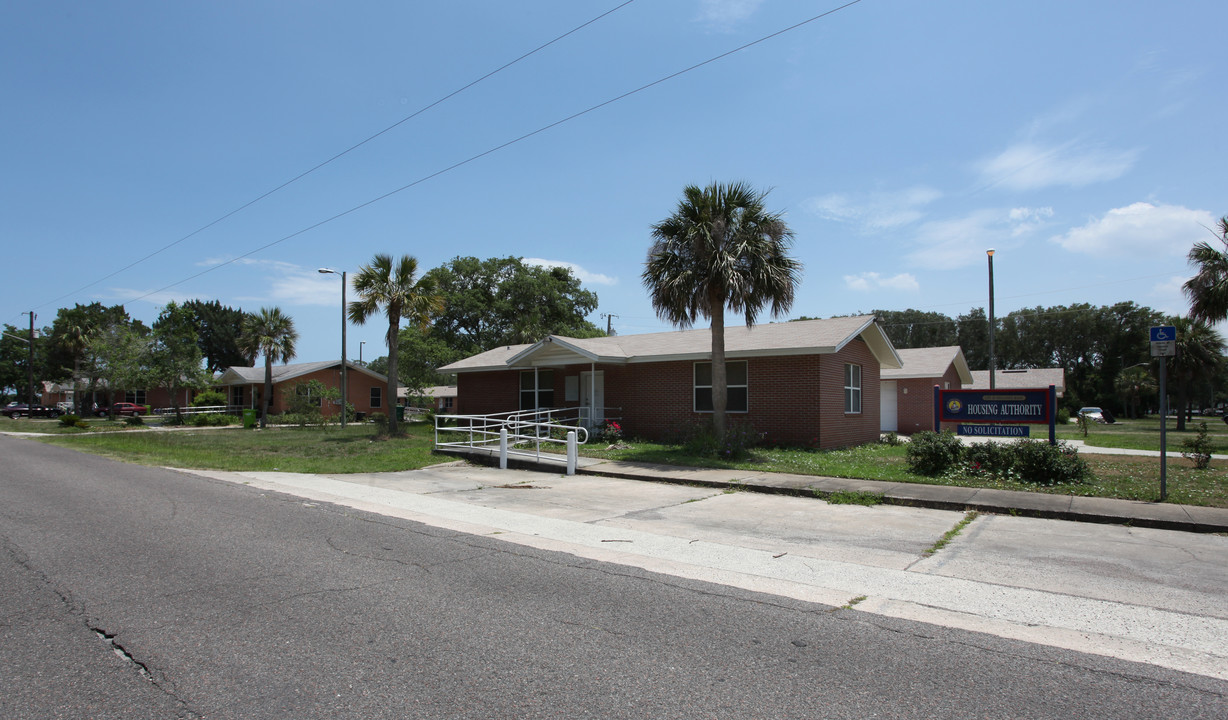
534, 367, 540, 411
590, 362, 595, 426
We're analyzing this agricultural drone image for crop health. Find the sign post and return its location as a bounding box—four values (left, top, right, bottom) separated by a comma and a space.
1151, 326, 1175, 501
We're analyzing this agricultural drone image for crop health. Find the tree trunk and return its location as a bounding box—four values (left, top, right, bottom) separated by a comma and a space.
386, 315, 401, 436
261, 357, 272, 429
710, 298, 727, 444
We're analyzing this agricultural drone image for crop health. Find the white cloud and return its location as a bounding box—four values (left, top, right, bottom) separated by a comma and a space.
696, 0, 765, 29
843, 272, 919, 292
1050, 202, 1217, 258
1149, 275, 1191, 318
977, 141, 1139, 191
523, 258, 617, 286
803, 186, 941, 230
904, 207, 1049, 269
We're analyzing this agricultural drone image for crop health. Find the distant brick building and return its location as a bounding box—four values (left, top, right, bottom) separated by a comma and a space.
879, 346, 973, 434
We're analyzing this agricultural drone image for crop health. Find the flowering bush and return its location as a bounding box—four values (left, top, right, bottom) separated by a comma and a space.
599, 420, 623, 444
718, 420, 763, 460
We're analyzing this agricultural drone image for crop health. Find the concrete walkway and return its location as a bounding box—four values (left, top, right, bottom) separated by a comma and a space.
442, 445, 1228, 534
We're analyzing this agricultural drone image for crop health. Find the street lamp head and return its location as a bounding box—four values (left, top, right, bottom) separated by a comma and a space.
318, 267, 337, 275
987, 249, 995, 257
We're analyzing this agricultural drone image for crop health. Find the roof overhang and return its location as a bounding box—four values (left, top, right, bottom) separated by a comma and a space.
505, 336, 627, 367
849, 317, 902, 370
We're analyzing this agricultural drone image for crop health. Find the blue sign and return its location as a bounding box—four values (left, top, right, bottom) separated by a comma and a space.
958, 424, 1030, 438
1150, 326, 1176, 342
939, 389, 1050, 424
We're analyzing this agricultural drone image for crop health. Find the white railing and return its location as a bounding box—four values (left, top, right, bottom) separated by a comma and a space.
435, 407, 591, 472
153, 405, 241, 416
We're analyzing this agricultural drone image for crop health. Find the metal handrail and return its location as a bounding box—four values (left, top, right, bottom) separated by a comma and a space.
436, 407, 589, 461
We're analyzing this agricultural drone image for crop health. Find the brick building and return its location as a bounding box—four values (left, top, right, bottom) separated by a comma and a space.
439, 315, 901, 449
216, 361, 392, 418
879, 346, 973, 434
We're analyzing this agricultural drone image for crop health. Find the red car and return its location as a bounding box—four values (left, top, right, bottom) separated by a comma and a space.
108, 402, 149, 417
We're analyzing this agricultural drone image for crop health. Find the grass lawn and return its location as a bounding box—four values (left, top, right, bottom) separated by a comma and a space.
0, 416, 140, 434
19, 414, 1228, 508
34, 420, 441, 474
1056, 414, 1228, 453
579, 433, 1228, 508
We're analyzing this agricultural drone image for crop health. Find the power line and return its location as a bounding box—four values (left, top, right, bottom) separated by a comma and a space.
123, 0, 867, 304
34, 0, 641, 314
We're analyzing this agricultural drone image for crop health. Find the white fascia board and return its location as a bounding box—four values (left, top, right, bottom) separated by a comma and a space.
836, 317, 903, 369
506, 336, 626, 367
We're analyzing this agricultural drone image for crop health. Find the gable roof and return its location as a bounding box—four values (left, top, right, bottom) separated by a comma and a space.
217, 361, 389, 386
967, 368, 1066, 395
881, 346, 973, 384
439, 315, 902, 372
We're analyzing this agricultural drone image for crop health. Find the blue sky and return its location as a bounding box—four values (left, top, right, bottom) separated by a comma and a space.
3, 1, 1225, 364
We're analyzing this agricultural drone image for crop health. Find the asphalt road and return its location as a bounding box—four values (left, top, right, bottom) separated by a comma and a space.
2, 436, 1226, 719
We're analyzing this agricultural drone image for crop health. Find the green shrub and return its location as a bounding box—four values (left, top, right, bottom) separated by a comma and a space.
719, 420, 763, 460
191, 413, 237, 427
58, 414, 80, 427
879, 431, 903, 446
368, 411, 387, 426
124, 415, 144, 426
1010, 439, 1091, 485
1181, 422, 1213, 469
74, 421, 89, 430
963, 441, 1013, 476
598, 420, 624, 444
905, 431, 963, 476
160, 413, 186, 426
1056, 408, 1070, 425
192, 390, 227, 407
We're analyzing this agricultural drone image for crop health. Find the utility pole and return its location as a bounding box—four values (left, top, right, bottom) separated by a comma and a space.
603, 313, 618, 336
22, 311, 35, 404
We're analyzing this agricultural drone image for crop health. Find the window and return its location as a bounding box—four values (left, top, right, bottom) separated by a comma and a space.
370, 386, 382, 408
295, 384, 321, 407
443, 397, 454, 409
694, 361, 748, 413
844, 363, 862, 414
519, 370, 555, 409
230, 386, 243, 406
125, 390, 147, 405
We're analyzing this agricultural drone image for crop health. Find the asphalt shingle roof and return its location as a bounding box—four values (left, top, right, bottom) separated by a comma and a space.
440, 315, 900, 372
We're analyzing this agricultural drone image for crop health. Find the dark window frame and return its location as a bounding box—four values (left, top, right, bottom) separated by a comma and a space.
693, 360, 748, 414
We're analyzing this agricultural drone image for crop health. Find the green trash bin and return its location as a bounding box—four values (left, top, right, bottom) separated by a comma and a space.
395, 405, 405, 422
243, 409, 257, 428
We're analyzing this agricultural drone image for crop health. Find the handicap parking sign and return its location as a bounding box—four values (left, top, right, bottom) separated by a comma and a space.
1150, 326, 1175, 342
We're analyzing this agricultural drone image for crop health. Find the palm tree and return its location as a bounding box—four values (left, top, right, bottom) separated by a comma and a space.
1184, 216, 1228, 323
348, 254, 444, 436
643, 182, 802, 442
1114, 365, 1156, 419
238, 307, 298, 429
1169, 316, 1225, 431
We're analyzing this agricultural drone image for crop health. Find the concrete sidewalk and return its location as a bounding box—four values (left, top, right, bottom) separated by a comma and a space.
442, 446, 1228, 534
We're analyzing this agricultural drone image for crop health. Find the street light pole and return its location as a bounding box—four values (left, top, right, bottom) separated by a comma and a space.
318, 268, 347, 428
986, 249, 996, 390
359, 341, 365, 366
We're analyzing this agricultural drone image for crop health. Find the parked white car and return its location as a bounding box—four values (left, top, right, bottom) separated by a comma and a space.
1078, 407, 1106, 423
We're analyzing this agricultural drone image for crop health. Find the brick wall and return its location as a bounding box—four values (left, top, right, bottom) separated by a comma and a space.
895, 365, 964, 434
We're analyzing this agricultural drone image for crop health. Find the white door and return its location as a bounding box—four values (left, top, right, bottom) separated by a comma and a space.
880, 380, 898, 432
580, 371, 604, 425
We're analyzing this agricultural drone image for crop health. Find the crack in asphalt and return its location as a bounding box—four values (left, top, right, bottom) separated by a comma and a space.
3, 535, 203, 718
